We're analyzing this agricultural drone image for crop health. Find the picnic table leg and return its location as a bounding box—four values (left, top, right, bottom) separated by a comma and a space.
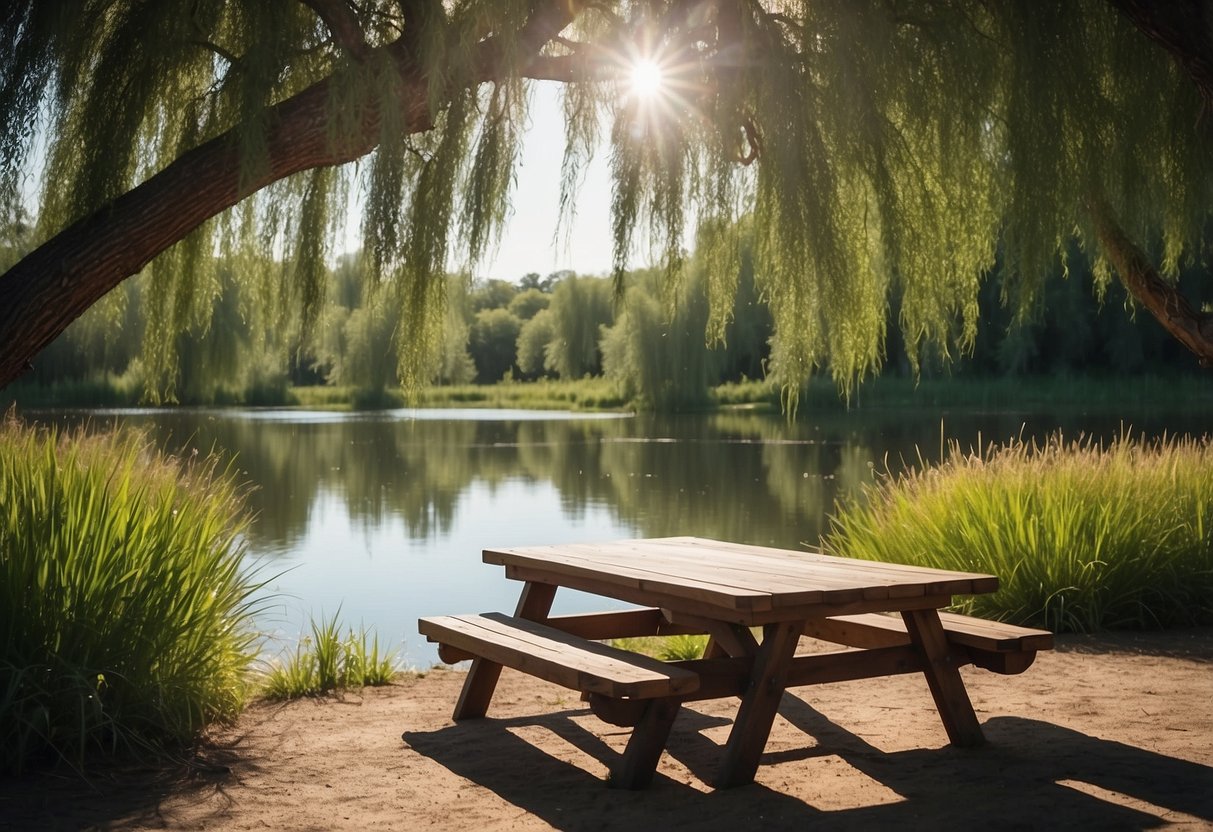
452, 581, 557, 720
704, 621, 760, 659
610, 696, 682, 789
714, 620, 802, 788
901, 609, 985, 747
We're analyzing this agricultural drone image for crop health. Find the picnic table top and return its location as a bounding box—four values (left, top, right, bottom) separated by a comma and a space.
483, 536, 998, 621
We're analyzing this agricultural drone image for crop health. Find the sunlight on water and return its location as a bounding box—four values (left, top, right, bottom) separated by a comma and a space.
227, 407, 632, 423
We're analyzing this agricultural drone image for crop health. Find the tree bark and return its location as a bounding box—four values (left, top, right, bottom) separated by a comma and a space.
1089, 196, 1213, 367
0, 2, 576, 390
0, 76, 400, 389
1109, 0, 1213, 116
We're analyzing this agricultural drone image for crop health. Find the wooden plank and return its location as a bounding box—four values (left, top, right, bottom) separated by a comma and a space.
804, 612, 1054, 653
486, 538, 1000, 607
784, 645, 927, 686
420, 613, 700, 700
490, 544, 789, 599
668, 656, 754, 700
451, 581, 555, 720
502, 564, 766, 622
901, 609, 985, 747
657, 646, 933, 704
543, 608, 700, 639
751, 594, 958, 624
652, 537, 1001, 591
496, 541, 876, 601
714, 621, 803, 788
641, 537, 1001, 595
801, 614, 909, 649
503, 564, 958, 625
552, 543, 874, 603
487, 548, 774, 611
938, 612, 1054, 652
488, 543, 844, 604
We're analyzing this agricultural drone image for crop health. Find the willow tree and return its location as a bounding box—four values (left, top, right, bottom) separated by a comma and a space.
2, 1, 1212, 394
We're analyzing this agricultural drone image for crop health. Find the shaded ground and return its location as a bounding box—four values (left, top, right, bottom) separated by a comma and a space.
3, 628, 1211, 831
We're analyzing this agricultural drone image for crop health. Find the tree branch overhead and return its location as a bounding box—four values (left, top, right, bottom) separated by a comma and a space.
2, 0, 1213, 393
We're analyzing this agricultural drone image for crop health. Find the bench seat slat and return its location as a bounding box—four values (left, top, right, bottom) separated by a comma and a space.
806, 611, 1054, 653
419, 612, 700, 700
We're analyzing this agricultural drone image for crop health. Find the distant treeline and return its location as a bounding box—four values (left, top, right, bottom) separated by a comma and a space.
9, 232, 1209, 409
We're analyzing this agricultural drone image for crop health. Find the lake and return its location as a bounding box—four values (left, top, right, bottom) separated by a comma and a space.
34, 404, 1213, 666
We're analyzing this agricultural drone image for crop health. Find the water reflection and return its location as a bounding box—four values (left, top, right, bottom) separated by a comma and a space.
29, 406, 1213, 665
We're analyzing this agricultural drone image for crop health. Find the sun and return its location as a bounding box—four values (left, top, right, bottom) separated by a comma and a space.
630, 59, 665, 98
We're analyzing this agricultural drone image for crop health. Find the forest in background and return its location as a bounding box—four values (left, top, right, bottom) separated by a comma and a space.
3, 217, 1210, 411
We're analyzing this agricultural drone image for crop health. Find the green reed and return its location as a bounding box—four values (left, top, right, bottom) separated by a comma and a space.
825, 432, 1213, 632
261, 611, 397, 700
0, 415, 261, 773
609, 634, 711, 660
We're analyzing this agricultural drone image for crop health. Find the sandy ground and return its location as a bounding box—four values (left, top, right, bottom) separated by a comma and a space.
2, 628, 1212, 832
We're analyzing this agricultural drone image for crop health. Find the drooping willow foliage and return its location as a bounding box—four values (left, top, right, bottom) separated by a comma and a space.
1, 1, 1209, 398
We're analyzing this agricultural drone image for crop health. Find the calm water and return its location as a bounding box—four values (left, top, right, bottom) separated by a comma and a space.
34, 404, 1213, 665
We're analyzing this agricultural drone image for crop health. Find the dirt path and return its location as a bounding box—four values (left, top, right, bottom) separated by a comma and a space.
3, 628, 1212, 831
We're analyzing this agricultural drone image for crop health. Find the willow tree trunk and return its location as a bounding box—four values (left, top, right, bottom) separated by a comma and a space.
0, 75, 417, 390
1102, 2, 1213, 364
1, 2, 1211, 388
1089, 197, 1213, 367
0, 2, 575, 390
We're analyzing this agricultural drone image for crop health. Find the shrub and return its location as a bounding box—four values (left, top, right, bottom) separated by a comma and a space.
825, 432, 1213, 632
0, 416, 260, 773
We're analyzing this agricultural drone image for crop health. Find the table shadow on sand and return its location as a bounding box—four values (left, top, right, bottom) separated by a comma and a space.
402, 693, 1213, 831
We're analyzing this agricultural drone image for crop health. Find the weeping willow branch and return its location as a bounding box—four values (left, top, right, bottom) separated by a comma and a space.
0, 0, 579, 389
2, 0, 1211, 393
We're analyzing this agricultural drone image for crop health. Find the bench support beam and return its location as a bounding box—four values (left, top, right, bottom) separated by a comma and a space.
453, 581, 556, 720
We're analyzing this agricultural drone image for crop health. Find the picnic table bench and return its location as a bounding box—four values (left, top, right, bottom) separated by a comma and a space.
419, 537, 1053, 789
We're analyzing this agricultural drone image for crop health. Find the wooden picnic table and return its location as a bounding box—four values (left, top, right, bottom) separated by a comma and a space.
420, 536, 1052, 789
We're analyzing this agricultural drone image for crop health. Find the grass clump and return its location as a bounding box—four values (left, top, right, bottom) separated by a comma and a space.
825, 432, 1213, 633
261, 611, 397, 700
610, 634, 710, 660
0, 415, 260, 774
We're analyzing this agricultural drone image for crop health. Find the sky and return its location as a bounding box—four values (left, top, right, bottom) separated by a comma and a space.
477, 82, 619, 282
337, 81, 622, 283
23, 81, 628, 282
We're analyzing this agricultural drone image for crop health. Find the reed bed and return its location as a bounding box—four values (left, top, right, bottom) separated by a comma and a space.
261, 611, 397, 700
0, 416, 261, 773
825, 433, 1213, 632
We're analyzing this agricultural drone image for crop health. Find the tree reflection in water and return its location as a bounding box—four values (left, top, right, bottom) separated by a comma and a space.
32, 406, 1208, 664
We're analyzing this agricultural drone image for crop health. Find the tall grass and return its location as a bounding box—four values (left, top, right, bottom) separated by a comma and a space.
610, 634, 710, 660
825, 433, 1213, 633
0, 415, 261, 773
261, 611, 397, 699
711, 375, 1213, 413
